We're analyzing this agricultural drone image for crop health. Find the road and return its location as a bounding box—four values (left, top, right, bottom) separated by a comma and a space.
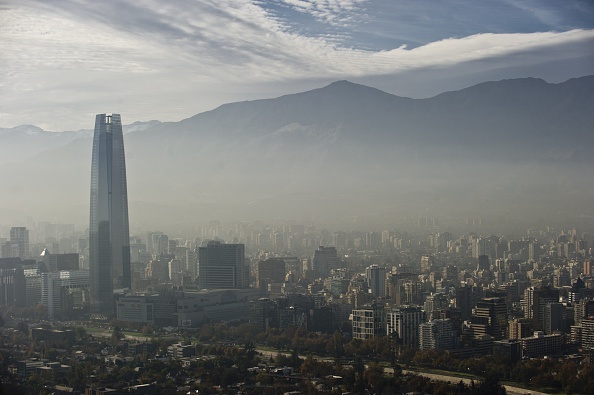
258, 350, 545, 395
394, 369, 547, 395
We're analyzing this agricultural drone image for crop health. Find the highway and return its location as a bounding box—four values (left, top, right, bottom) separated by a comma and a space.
258, 349, 545, 395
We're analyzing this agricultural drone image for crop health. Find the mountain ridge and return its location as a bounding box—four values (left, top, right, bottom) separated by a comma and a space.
126, 75, 594, 159
1, 76, 593, 226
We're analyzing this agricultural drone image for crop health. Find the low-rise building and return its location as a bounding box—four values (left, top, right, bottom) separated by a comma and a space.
167, 342, 196, 358
520, 331, 562, 358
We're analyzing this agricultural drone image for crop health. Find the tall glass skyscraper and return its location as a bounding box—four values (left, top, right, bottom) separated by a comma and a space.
89, 114, 131, 316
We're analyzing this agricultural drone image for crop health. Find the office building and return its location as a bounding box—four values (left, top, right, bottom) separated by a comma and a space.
455, 284, 484, 321
493, 339, 522, 363
509, 318, 532, 339
0, 263, 26, 307
40, 250, 79, 272
471, 297, 507, 340
257, 258, 286, 290
387, 305, 425, 348
312, 246, 340, 278
185, 249, 198, 281
9, 227, 29, 259
250, 298, 275, 332
521, 331, 562, 358
168, 259, 182, 287
89, 114, 131, 316
41, 270, 90, 319
477, 254, 490, 271
198, 241, 248, 289
424, 292, 449, 321
365, 264, 386, 297
544, 302, 566, 334
523, 287, 560, 331
582, 316, 594, 350
420, 255, 434, 273
25, 270, 42, 307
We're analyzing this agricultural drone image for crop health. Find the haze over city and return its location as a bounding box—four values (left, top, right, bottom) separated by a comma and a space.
2, 1, 594, 230
3, 1, 594, 394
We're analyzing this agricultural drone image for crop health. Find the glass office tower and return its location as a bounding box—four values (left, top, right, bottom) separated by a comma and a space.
89, 114, 131, 316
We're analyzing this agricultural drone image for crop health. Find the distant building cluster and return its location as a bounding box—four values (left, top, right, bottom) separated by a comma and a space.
2, 114, 594, 371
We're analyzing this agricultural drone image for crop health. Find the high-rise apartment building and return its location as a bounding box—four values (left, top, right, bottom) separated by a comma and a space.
455, 284, 484, 321
471, 296, 508, 340
582, 317, 594, 350
0, 261, 26, 307
419, 319, 455, 350
351, 303, 386, 340
312, 246, 340, 278
257, 258, 286, 290
9, 227, 29, 259
509, 318, 533, 339
424, 292, 449, 321
198, 241, 248, 289
387, 305, 425, 348
420, 255, 434, 273
365, 264, 386, 297
89, 114, 131, 316
41, 270, 90, 319
168, 259, 182, 287
477, 254, 490, 271
544, 302, 566, 334
523, 287, 560, 331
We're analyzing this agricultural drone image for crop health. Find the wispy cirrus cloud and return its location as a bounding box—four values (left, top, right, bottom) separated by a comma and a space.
277, 0, 368, 25
1, 0, 593, 130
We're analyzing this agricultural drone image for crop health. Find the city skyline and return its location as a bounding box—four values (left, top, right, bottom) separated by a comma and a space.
1, 2, 594, 392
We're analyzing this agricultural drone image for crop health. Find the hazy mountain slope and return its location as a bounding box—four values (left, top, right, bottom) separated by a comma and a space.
1, 77, 593, 228
129, 76, 594, 163
0, 120, 161, 165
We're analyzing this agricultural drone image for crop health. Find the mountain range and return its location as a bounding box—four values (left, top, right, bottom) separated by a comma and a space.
1, 76, 593, 230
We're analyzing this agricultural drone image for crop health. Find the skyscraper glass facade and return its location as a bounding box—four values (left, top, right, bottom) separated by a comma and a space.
89, 114, 130, 316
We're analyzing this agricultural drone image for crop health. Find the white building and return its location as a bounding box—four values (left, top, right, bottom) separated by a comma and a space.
169, 259, 182, 286
387, 305, 425, 348
419, 319, 455, 350
350, 304, 385, 340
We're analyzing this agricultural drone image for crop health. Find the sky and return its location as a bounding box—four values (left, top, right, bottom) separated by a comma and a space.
1, 0, 593, 132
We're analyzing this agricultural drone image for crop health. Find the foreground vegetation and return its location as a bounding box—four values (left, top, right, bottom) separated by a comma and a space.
2, 318, 593, 394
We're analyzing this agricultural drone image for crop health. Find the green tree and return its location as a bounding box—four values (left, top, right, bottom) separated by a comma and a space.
75, 326, 87, 340
34, 303, 47, 320
16, 320, 29, 336
364, 362, 387, 393
141, 323, 155, 336
557, 360, 577, 390
300, 355, 334, 378
476, 371, 507, 395
111, 326, 124, 348
327, 331, 345, 365
243, 340, 256, 361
